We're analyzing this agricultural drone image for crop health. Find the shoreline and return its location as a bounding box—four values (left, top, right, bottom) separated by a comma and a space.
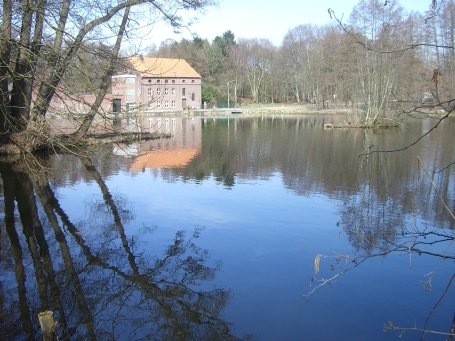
47, 105, 350, 120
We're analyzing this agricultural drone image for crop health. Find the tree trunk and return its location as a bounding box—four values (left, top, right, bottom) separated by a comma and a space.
10, 0, 34, 131
295, 77, 300, 102
0, 0, 13, 136
74, 6, 131, 138
30, 0, 72, 119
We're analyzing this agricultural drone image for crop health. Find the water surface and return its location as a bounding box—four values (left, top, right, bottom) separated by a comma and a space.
1, 115, 454, 340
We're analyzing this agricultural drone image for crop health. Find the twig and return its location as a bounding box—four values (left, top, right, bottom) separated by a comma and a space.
417, 157, 455, 221
384, 321, 455, 337
419, 273, 455, 341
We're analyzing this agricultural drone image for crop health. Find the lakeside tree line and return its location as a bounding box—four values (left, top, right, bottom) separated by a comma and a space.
151, 0, 454, 118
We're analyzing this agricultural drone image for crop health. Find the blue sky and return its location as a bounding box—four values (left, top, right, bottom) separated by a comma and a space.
147, 0, 432, 47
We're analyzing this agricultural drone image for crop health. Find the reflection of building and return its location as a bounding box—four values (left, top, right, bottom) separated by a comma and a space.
113, 143, 141, 157
109, 117, 202, 171
46, 114, 202, 171
112, 57, 202, 113
129, 148, 200, 170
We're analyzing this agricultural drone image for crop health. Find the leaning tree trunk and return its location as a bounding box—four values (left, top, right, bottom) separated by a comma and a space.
73, 6, 131, 139
0, 0, 13, 136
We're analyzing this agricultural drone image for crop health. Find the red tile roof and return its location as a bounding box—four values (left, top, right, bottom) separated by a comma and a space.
129, 57, 201, 78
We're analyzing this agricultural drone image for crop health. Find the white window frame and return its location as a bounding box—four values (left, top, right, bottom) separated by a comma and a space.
171, 100, 176, 108
171, 88, 175, 95
165, 100, 169, 108
164, 88, 169, 95
126, 102, 135, 111
157, 100, 161, 108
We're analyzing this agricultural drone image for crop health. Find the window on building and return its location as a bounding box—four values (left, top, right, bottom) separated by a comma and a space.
126, 102, 135, 111
126, 77, 135, 83
182, 88, 186, 96
172, 80, 175, 84
157, 80, 160, 83
148, 79, 152, 83
191, 80, 195, 83
171, 88, 175, 95
171, 100, 176, 108
165, 80, 168, 83
182, 80, 186, 83
191, 93, 195, 101
164, 88, 168, 95
165, 100, 169, 108
157, 88, 161, 96
157, 100, 161, 108
113, 99, 121, 112
147, 88, 152, 96
126, 89, 134, 96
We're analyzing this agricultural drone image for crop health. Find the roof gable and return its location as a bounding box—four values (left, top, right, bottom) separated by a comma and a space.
129, 57, 201, 78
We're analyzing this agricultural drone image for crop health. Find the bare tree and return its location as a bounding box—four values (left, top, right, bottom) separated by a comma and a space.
346, 0, 405, 124
236, 38, 275, 104
0, 0, 215, 151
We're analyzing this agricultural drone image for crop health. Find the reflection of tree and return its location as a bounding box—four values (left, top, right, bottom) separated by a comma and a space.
339, 152, 455, 257
306, 156, 455, 339
165, 117, 455, 230
52, 117, 455, 232
0, 156, 250, 341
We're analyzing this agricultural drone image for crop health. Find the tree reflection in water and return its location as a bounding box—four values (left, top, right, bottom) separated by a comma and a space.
306, 147, 455, 339
0, 155, 250, 341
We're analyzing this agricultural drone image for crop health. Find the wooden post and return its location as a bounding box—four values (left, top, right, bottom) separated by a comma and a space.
38, 310, 58, 341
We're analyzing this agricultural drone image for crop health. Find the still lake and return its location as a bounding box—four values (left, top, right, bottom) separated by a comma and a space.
1, 114, 454, 340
